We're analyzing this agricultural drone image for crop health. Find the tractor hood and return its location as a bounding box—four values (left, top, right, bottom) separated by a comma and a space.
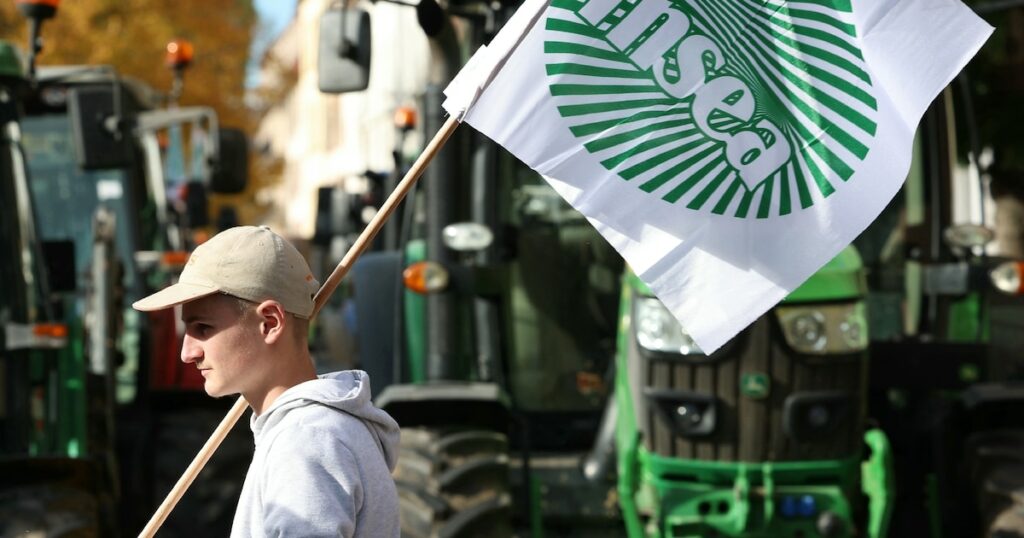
784, 245, 866, 303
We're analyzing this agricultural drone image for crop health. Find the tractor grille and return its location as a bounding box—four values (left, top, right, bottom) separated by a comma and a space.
630, 315, 867, 462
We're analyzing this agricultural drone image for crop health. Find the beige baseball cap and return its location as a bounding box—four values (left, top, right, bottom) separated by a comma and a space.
132, 226, 321, 319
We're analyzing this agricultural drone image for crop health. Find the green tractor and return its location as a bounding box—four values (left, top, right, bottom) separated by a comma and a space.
2, 2, 252, 535
614, 250, 892, 537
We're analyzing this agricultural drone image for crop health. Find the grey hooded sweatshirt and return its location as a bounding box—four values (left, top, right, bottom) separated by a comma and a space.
231, 370, 400, 538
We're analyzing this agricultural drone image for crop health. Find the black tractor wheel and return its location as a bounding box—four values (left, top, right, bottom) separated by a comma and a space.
151, 409, 253, 537
393, 428, 513, 538
0, 485, 99, 537
967, 430, 1024, 537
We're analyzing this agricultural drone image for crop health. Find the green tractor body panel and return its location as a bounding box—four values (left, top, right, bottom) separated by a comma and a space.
623, 247, 864, 304
784, 247, 866, 303
861, 429, 895, 538
945, 293, 987, 342
404, 239, 427, 383
636, 452, 859, 537
616, 280, 645, 537
55, 326, 88, 458
26, 320, 88, 458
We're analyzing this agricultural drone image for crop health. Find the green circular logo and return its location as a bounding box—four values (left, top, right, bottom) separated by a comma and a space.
543, 0, 877, 218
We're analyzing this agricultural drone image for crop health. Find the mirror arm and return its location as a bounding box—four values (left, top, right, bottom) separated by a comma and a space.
25, 18, 43, 80
337, 1, 351, 58
94, 66, 125, 142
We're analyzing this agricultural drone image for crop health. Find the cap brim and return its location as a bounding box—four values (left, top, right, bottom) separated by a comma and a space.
132, 282, 221, 312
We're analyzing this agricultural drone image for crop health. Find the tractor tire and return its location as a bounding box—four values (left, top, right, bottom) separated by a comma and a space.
967, 430, 1024, 538
152, 409, 253, 537
0, 485, 99, 537
393, 428, 513, 538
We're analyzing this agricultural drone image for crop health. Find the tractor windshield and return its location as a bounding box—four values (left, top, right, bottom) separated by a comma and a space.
502, 162, 623, 414
20, 114, 143, 291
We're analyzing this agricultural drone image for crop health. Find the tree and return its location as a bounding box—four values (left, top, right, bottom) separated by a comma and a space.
1, 0, 255, 128
0, 0, 274, 224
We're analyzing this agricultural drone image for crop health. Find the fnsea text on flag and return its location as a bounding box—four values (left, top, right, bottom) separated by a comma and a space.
444, 0, 992, 353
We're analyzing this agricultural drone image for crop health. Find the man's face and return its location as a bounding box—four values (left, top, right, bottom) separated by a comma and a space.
180, 294, 263, 398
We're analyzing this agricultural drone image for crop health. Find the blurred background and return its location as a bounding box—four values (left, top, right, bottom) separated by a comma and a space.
3, 0, 1024, 537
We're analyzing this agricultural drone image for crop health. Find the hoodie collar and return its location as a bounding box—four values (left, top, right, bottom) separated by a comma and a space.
248, 370, 400, 470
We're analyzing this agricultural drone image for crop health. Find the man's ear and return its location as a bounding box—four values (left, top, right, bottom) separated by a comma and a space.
255, 300, 288, 344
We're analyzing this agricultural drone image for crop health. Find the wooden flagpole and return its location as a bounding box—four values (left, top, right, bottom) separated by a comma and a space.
138, 116, 461, 538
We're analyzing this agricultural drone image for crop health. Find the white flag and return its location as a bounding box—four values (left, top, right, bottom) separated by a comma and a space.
444, 0, 992, 353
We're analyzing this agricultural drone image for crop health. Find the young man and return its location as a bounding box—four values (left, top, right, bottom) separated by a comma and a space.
133, 225, 400, 538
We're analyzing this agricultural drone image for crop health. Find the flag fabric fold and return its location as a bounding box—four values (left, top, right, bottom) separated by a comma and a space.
444, 0, 992, 352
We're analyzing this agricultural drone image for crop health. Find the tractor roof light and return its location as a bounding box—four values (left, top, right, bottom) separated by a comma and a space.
403, 261, 449, 294
165, 39, 194, 70
16, 0, 60, 20
394, 106, 417, 131
17, 0, 60, 79
990, 261, 1024, 295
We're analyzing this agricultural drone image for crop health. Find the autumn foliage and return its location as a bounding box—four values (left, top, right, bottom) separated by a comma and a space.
0, 0, 280, 224
1, 1, 256, 129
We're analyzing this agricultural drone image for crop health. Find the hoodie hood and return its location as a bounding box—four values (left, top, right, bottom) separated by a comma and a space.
251, 370, 400, 470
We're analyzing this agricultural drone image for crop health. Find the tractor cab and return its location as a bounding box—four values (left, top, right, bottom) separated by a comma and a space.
0, 37, 112, 537
856, 87, 1024, 537
3, 1, 252, 533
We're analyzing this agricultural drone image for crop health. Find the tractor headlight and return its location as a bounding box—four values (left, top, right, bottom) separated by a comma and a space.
775, 302, 868, 355
787, 311, 827, 352
634, 297, 703, 355
990, 261, 1024, 295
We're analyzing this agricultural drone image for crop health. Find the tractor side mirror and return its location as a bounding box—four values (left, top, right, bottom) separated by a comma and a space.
41, 239, 76, 293
210, 127, 248, 194
184, 181, 209, 227
68, 86, 132, 170
318, 7, 372, 94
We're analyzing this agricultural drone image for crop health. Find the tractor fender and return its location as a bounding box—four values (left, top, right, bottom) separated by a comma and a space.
376, 382, 511, 432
